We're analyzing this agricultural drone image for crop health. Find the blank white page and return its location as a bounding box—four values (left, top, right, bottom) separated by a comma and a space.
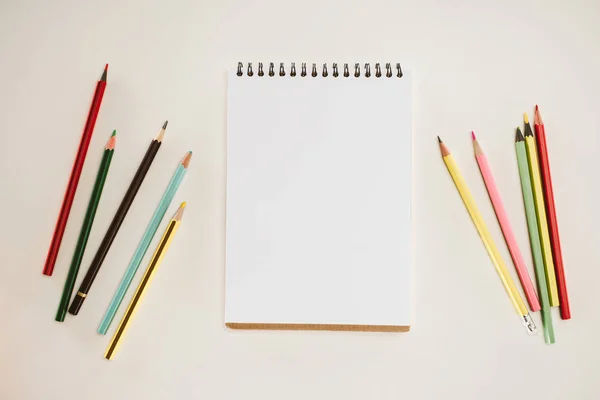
226, 67, 412, 329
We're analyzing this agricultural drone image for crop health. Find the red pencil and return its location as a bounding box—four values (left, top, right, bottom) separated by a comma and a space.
534, 105, 570, 319
42, 64, 108, 276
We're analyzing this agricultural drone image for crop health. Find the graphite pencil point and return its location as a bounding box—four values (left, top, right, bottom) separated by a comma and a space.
515, 127, 524, 142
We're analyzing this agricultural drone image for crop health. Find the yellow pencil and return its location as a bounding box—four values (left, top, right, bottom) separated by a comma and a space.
524, 114, 559, 306
105, 202, 186, 360
438, 137, 535, 333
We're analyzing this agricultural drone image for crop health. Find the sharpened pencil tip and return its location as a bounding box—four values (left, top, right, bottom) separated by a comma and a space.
534, 106, 543, 125
181, 151, 192, 168
100, 64, 108, 81
515, 127, 524, 142
155, 122, 167, 142
105, 133, 116, 150
523, 112, 529, 124
472, 132, 483, 155
438, 137, 450, 157
524, 116, 534, 137
174, 202, 186, 221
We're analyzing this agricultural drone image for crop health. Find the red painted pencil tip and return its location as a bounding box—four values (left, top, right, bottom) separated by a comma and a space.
105, 64, 109, 71
535, 104, 539, 111
471, 131, 476, 140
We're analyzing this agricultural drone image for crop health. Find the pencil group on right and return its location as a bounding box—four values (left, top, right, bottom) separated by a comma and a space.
515, 126, 555, 343
521, 108, 569, 317
512, 107, 569, 343
439, 105, 569, 345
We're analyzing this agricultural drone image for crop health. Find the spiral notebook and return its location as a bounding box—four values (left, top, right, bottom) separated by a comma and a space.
226, 62, 412, 332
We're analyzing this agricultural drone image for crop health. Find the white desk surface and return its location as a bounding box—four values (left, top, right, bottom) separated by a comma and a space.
1, 1, 598, 399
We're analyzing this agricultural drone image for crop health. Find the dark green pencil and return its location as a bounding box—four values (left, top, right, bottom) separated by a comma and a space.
55, 131, 116, 322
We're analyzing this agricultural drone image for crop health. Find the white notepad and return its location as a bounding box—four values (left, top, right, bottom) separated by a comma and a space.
226, 62, 412, 331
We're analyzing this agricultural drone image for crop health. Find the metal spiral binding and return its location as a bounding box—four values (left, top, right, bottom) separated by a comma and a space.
236, 62, 403, 78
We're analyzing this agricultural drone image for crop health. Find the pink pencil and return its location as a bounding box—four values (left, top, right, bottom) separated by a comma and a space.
472, 132, 541, 311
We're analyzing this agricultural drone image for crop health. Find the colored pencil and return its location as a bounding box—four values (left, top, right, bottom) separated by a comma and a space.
97, 151, 192, 335
438, 137, 536, 333
534, 106, 570, 319
68, 121, 168, 315
515, 128, 554, 343
472, 132, 540, 311
55, 131, 116, 322
523, 114, 559, 306
43, 64, 108, 276
105, 202, 186, 360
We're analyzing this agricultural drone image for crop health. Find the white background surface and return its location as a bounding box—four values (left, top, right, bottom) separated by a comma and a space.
0, 1, 599, 399
226, 73, 412, 326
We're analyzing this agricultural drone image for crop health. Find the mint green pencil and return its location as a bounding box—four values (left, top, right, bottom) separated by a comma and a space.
97, 151, 192, 334
515, 128, 554, 344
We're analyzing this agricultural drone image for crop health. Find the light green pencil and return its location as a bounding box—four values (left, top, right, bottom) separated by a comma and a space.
97, 151, 192, 335
515, 127, 554, 344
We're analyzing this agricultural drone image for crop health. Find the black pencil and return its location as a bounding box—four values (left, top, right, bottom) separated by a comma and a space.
68, 121, 168, 315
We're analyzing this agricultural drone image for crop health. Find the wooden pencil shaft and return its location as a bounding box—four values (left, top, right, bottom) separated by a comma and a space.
82, 142, 158, 285
540, 309, 555, 344
56, 148, 114, 321
105, 220, 179, 360
443, 154, 527, 316
42, 74, 107, 276
535, 120, 570, 319
68, 140, 161, 315
473, 138, 540, 311
98, 160, 189, 335
82, 88, 102, 134
515, 143, 551, 306
524, 135, 559, 306
515, 140, 554, 343
77, 141, 159, 288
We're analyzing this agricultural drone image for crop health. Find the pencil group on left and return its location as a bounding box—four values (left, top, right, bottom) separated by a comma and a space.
44, 65, 191, 360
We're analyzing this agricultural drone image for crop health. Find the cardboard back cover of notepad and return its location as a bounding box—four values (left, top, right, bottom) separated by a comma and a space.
226, 62, 412, 332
